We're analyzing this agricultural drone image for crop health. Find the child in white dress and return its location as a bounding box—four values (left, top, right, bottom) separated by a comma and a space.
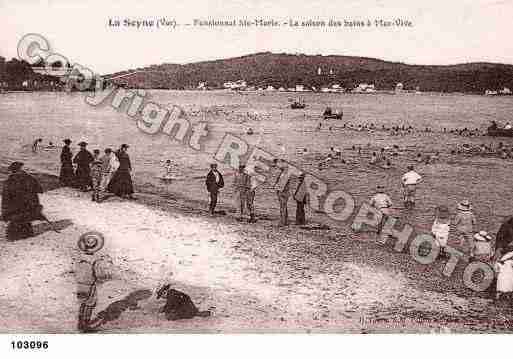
494, 251, 513, 300
431, 205, 450, 257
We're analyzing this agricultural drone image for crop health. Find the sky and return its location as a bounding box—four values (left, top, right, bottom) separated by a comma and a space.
1, 0, 513, 74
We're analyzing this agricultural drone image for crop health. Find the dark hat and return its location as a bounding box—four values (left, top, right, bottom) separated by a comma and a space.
376, 184, 385, 191
8, 161, 24, 172
407, 165, 414, 170
63, 139, 72, 144
436, 205, 450, 219
121, 144, 129, 149
77, 231, 105, 254
78, 141, 87, 147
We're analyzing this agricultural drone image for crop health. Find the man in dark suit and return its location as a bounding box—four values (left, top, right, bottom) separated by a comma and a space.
205, 163, 224, 215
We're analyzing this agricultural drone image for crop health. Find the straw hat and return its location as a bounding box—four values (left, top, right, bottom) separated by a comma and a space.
77, 231, 105, 254
500, 251, 513, 262
457, 199, 472, 211
436, 205, 450, 219
474, 230, 492, 242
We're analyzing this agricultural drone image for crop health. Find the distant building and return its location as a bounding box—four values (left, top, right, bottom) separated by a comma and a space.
278, 87, 286, 92
500, 87, 512, 95
395, 82, 404, 93
266, 85, 275, 91
197, 81, 207, 90
295, 84, 305, 92
353, 83, 376, 93
317, 67, 322, 75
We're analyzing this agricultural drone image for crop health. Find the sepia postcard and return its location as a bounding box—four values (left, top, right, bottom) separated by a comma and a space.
1, 0, 513, 348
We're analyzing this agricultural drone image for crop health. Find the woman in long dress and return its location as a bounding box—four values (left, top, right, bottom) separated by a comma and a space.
73, 141, 94, 191
107, 144, 136, 199
59, 138, 75, 186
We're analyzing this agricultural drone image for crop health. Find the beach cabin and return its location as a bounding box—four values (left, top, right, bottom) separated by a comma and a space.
266, 85, 275, 91
395, 82, 404, 93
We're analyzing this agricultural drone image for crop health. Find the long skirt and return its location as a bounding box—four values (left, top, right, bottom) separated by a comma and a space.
6, 220, 34, 241
107, 169, 134, 196
75, 165, 92, 190
59, 163, 75, 186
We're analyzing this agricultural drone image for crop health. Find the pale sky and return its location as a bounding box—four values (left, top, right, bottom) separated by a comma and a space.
1, 0, 513, 74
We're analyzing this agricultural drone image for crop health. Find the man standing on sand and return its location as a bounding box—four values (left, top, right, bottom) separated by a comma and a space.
73, 141, 94, 191
245, 175, 259, 223
205, 163, 224, 215
401, 165, 422, 209
272, 158, 291, 227
1, 162, 44, 240
233, 164, 251, 221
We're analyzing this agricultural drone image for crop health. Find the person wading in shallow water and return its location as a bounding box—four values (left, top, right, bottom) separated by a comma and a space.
205, 163, 224, 216
73, 141, 93, 191
107, 144, 136, 200
59, 138, 74, 186
1, 162, 44, 240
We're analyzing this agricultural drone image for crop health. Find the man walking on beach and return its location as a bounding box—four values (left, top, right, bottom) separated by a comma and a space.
1, 162, 44, 240
246, 175, 259, 223
205, 163, 224, 215
99, 148, 119, 193
401, 165, 422, 209
233, 164, 251, 221
73, 141, 94, 191
272, 159, 291, 226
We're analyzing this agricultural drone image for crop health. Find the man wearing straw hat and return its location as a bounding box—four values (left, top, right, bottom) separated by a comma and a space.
75, 231, 111, 333
401, 165, 422, 209
205, 163, 224, 215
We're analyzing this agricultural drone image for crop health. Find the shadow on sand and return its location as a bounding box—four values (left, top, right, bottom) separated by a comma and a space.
95, 289, 153, 325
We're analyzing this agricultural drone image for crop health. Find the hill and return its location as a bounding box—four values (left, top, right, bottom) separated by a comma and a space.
106, 52, 513, 93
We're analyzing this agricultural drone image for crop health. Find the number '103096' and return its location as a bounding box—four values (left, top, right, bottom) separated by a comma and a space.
11, 340, 48, 349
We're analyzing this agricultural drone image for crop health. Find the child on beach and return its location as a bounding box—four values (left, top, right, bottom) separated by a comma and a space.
494, 251, 513, 300
431, 205, 450, 257
161, 159, 176, 181
90, 150, 103, 202
454, 199, 477, 258
75, 231, 111, 332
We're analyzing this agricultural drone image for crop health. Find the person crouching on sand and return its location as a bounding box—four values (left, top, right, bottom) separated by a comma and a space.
401, 165, 422, 209
431, 205, 450, 258
494, 251, 513, 300
75, 231, 112, 333
90, 150, 103, 202
454, 199, 477, 259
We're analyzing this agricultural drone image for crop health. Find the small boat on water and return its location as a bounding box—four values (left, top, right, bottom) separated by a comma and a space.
290, 98, 306, 109
322, 107, 343, 119
487, 121, 513, 137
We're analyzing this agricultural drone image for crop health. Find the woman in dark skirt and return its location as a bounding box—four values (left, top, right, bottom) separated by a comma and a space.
59, 138, 75, 186
73, 141, 94, 191
107, 144, 136, 199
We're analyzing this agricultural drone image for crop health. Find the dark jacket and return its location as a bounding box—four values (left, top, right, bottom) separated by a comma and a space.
206, 170, 224, 193
1, 171, 43, 222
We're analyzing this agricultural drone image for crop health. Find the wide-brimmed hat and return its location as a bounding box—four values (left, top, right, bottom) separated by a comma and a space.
77, 231, 105, 254
436, 205, 450, 219
63, 139, 72, 145
78, 141, 88, 147
500, 251, 513, 262
474, 231, 492, 242
457, 200, 472, 211
7, 161, 24, 172
121, 144, 129, 149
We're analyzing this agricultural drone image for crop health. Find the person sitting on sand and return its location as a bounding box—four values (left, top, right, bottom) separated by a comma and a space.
370, 152, 378, 165
1, 162, 44, 240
